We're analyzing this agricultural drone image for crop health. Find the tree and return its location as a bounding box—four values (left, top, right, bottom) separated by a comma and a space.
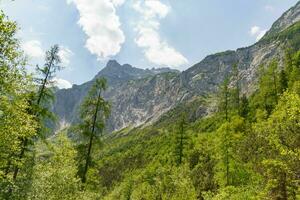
174, 114, 188, 165
256, 61, 280, 115
218, 76, 231, 121
12, 45, 62, 182
0, 11, 37, 198
28, 133, 81, 200
287, 51, 300, 89
278, 70, 288, 94
254, 91, 300, 199
239, 95, 249, 119
216, 116, 247, 187
76, 78, 110, 183
35, 45, 61, 108
231, 64, 241, 115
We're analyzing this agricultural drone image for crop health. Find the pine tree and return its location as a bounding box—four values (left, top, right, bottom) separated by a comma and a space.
174, 114, 188, 165
76, 78, 110, 183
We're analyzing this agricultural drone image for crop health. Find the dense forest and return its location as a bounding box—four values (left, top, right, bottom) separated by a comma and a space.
0, 5, 300, 200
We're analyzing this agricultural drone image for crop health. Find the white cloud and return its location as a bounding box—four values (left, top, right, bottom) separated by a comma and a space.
250, 26, 267, 41
67, 0, 125, 60
53, 78, 72, 89
58, 46, 73, 67
22, 40, 44, 58
111, 0, 125, 6
133, 0, 188, 68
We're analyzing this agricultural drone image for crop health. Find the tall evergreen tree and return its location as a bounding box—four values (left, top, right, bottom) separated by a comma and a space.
219, 76, 231, 121
240, 95, 249, 119
12, 45, 62, 181
35, 45, 61, 108
76, 78, 110, 183
174, 114, 188, 165
279, 70, 288, 94
231, 64, 241, 115
257, 61, 280, 115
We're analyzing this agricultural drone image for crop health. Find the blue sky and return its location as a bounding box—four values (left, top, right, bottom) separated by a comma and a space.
1, 0, 298, 88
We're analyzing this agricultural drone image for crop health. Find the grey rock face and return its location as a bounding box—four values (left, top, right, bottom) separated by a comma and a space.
53, 61, 181, 131
265, 1, 300, 37
53, 1, 300, 132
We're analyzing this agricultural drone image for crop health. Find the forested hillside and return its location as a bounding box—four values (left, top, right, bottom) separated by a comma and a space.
0, 2, 300, 200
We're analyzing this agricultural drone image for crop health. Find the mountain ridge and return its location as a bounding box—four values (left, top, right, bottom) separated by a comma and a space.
53, 1, 300, 132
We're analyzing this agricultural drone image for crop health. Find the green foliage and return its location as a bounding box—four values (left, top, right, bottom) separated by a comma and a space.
1, 6, 300, 199
82, 50, 300, 199
260, 21, 300, 50
174, 114, 188, 165
34, 44, 62, 136
105, 165, 197, 200
74, 78, 111, 183
0, 11, 37, 198
28, 134, 81, 200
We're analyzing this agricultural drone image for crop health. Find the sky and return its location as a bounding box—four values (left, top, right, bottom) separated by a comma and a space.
1, 0, 299, 88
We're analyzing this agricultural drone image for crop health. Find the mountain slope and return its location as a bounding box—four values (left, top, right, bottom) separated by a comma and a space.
53, 61, 181, 131
53, 1, 300, 132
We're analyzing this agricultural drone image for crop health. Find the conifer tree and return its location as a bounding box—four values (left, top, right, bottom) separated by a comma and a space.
12, 45, 62, 181
219, 76, 231, 121
35, 45, 61, 108
76, 78, 110, 183
257, 61, 280, 115
231, 64, 241, 115
174, 114, 188, 165
279, 70, 288, 94
240, 95, 249, 119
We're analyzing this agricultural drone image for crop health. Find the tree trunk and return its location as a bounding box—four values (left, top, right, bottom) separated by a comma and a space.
82, 88, 102, 183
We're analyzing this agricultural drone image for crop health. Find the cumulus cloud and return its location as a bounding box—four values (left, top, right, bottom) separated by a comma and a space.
250, 26, 267, 41
67, 0, 125, 60
133, 0, 188, 68
22, 40, 44, 58
53, 78, 72, 89
58, 46, 73, 67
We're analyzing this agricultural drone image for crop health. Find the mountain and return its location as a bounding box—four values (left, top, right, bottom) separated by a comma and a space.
53, 1, 300, 132
53, 61, 181, 131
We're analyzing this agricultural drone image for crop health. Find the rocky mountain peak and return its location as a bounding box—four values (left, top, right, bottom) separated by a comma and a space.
94, 60, 179, 85
105, 59, 122, 68
265, 1, 300, 37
